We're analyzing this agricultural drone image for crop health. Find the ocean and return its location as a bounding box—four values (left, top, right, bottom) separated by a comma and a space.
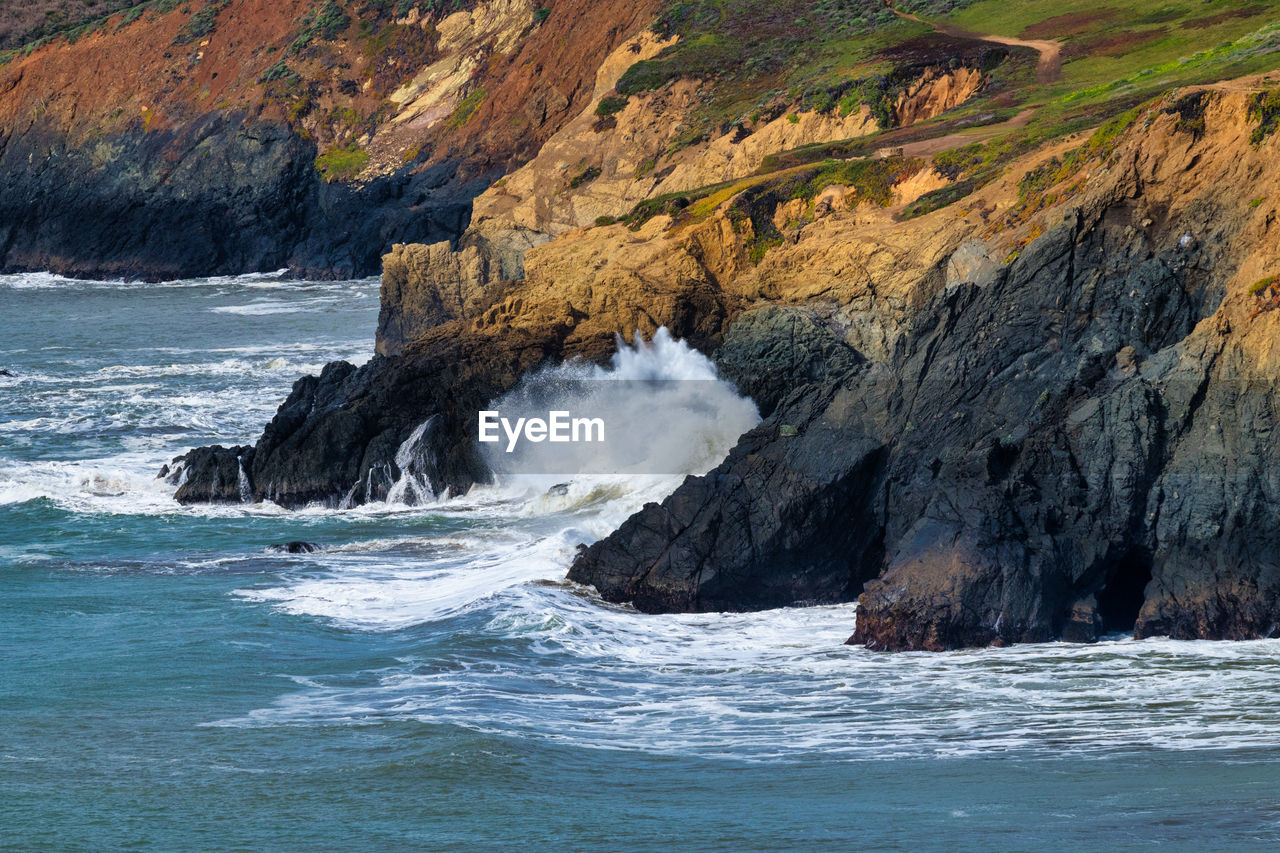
4, 272, 1280, 850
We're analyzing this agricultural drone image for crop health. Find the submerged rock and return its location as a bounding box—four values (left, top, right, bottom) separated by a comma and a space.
269, 542, 322, 554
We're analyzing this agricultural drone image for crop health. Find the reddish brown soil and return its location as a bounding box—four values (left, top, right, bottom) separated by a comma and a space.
0, 0, 662, 181
1182, 5, 1269, 30
434, 0, 663, 171
0, 0, 312, 137
1020, 10, 1120, 40
1061, 28, 1167, 60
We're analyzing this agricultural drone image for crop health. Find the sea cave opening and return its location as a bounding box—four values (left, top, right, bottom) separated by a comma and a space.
1096, 550, 1154, 634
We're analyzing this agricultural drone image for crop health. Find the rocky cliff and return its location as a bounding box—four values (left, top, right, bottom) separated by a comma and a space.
162, 0, 1280, 650
570, 89, 1280, 648
168, 31, 998, 505
372, 25, 1002, 353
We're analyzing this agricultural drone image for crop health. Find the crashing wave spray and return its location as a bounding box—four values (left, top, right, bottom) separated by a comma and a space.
480, 327, 760, 497
237, 455, 253, 504
385, 416, 441, 507
246, 329, 761, 627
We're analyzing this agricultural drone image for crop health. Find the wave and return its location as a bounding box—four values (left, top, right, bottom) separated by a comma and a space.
210, 297, 357, 316
0, 454, 184, 512
478, 328, 759, 482
0, 269, 295, 290
207, 328, 1280, 761
214, 578, 1280, 761
9, 284, 1280, 765
237, 330, 757, 627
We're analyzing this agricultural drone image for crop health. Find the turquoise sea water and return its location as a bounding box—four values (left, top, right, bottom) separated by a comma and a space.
5, 272, 1280, 850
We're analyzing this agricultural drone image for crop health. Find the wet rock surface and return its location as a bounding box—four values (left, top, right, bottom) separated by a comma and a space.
269, 541, 322, 554
167, 322, 622, 508
167, 443, 255, 504
713, 305, 863, 417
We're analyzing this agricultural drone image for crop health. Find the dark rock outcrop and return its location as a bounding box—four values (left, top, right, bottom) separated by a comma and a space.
568, 380, 888, 612
166, 443, 254, 504
167, 323, 621, 508
713, 305, 864, 417
171, 88, 1280, 651
570, 178, 1272, 648
269, 541, 322, 554
0, 114, 475, 281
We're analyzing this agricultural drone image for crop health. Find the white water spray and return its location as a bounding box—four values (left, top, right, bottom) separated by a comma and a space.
385, 416, 440, 507
480, 327, 759, 494
237, 456, 253, 504
247, 329, 760, 626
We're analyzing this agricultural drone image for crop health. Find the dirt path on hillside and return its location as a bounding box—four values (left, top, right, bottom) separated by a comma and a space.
898, 107, 1036, 157
886, 1, 1063, 85
1200, 71, 1280, 92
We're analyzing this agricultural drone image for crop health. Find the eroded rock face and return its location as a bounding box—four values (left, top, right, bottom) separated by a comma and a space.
568, 175, 1268, 647
713, 305, 863, 417
0, 114, 470, 280
378, 242, 492, 352
375, 25, 996, 349
893, 66, 985, 127
376, 224, 551, 355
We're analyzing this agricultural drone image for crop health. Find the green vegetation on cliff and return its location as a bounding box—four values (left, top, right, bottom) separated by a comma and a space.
610, 0, 1280, 233
612, 0, 960, 148
1248, 87, 1280, 144
315, 141, 370, 181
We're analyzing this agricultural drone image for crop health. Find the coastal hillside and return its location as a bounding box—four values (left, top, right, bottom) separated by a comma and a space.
17, 0, 1280, 842
11, 0, 1272, 279
0, 0, 660, 277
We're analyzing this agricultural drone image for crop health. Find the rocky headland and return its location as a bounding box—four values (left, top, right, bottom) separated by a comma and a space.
0, 0, 660, 278
19, 0, 1279, 650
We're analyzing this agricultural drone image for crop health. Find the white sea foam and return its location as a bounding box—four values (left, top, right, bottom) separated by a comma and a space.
0, 269, 298, 290
0, 454, 180, 512
206, 328, 1280, 761
215, 577, 1280, 760
211, 294, 370, 315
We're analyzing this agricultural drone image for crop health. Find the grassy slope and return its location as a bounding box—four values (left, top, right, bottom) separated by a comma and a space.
0, 0, 142, 50
947, 0, 1280, 109
608, 0, 1280, 227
